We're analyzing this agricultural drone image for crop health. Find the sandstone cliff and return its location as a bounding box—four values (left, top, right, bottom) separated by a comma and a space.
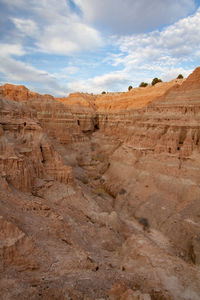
0, 68, 200, 300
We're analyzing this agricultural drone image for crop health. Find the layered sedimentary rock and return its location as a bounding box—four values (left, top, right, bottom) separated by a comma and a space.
0, 96, 73, 191
99, 67, 200, 265
0, 67, 200, 299
0, 216, 39, 271
95, 79, 184, 112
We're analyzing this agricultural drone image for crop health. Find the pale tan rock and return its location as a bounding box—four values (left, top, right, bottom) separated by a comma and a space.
121, 290, 151, 300
108, 282, 151, 300
0, 67, 200, 299
0, 216, 38, 271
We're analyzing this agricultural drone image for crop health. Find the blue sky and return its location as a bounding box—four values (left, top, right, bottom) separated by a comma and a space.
0, 0, 200, 96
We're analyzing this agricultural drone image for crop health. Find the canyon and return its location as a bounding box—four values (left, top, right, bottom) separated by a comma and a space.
0, 67, 200, 300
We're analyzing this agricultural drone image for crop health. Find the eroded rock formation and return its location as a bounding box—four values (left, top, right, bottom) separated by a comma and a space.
0, 67, 200, 299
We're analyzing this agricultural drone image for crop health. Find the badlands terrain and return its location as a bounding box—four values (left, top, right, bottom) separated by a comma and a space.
0, 67, 200, 299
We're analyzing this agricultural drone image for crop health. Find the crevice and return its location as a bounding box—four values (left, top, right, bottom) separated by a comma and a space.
94, 124, 99, 130
93, 115, 99, 131
40, 145, 45, 164
189, 244, 196, 264
179, 127, 187, 145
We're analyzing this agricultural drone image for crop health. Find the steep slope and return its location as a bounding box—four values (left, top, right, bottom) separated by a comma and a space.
94, 79, 184, 112
99, 67, 200, 264
0, 68, 200, 300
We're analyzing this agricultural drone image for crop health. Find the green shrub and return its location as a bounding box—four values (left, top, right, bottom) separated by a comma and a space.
139, 82, 148, 88
128, 85, 133, 91
152, 77, 162, 86
102, 91, 106, 94
177, 74, 184, 79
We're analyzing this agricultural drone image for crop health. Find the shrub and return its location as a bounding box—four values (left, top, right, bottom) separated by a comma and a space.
119, 188, 126, 195
139, 82, 148, 88
128, 85, 133, 91
138, 217, 150, 231
152, 77, 162, 86
177, 74, 184, 79
102, 91, 106, 94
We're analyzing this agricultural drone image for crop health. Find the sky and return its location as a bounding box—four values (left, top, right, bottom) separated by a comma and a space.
0, 0, 200, 96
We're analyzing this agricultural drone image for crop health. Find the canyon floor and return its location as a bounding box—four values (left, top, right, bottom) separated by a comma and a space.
1, 67, 200, 300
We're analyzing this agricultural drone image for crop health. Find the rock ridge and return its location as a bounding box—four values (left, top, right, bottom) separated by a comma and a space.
0, 67, 200, 299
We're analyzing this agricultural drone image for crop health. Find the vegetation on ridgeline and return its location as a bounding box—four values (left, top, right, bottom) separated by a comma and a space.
152, 77, 162, 86
128, 85, 133, 91
177, 74, 184, 79
101, 74, 183, 95
139, 82, 148, 87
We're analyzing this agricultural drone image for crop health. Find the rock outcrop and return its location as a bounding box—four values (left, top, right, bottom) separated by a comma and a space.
0, 96, 73, 191
99, 67, 200, 265
0, 67, 200, 299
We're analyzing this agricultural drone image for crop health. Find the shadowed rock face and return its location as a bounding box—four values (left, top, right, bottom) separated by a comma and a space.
0, 67, 200, 299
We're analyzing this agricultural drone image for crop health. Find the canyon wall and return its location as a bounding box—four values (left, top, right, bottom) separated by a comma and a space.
0, 68, 200, 299
99, 68, 200, 265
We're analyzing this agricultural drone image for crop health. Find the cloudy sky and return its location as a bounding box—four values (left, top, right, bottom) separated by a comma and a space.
0, 0, 200, 96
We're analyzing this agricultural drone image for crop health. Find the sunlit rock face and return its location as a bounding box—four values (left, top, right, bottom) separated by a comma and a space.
0, 67, 200, 300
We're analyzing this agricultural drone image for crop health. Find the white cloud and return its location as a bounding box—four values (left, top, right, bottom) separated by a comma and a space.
51, 66, 79, 81
0, 56, 54, 85
112, 8, 200, 69
160, 67, 192, 81
0, 43, 26, 56
66, 8, 200, 93
11, 18, 39, 36
36, 21, 103, 55
62, 66, 79, 74
68, 71, 129, 93
9, 0, 103, 55
0, 0, 27, 7
74, 0, 195, 34
0, 43, 68, 96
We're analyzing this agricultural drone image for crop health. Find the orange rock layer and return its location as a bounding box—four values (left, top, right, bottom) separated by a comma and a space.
0, 67, 200, 299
